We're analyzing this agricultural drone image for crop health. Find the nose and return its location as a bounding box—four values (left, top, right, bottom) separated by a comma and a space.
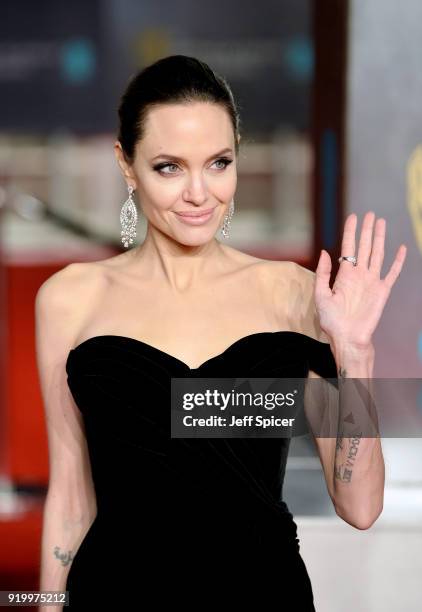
183, 173, 209, 206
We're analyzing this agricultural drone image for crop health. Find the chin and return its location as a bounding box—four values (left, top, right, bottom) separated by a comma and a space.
173, 228, 218, 247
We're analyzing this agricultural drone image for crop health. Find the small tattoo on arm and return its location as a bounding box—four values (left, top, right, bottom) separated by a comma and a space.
53, 546, 74, 566
335, 432, 344, 451
334, 433, 362, 483
335, 365, 358, 482
341, 467, 353, 482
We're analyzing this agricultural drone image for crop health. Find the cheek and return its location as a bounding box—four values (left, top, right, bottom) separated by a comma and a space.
141, 177, 179, 207
208, 169, 238, 199
225, 171, 237, 194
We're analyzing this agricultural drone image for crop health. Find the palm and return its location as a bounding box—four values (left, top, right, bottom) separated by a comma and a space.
314, 212, 407, 349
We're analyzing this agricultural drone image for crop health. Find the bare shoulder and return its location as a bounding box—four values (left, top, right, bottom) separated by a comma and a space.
251, 258, 301, 290
35, 262, 106, 348
264, 259, 330, 342
288, 260, 318, 292
218, 243, 271, 268
36, 261, 104, 311
219, 244, 297, 278
258, 258, 298, 278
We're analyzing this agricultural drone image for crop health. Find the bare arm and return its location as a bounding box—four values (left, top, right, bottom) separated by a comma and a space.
294, 262, 384, 530
36, 264, 98, 611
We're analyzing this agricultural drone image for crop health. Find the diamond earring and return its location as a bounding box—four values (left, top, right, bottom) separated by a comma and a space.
120, 184, 138, 248
220, 199, 235, 239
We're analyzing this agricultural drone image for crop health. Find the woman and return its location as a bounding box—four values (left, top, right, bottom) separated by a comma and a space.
37, 55, 406, 610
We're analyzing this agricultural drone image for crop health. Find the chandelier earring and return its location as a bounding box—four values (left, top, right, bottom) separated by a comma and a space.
120, 184, 138, 248
220, 198, 235, 239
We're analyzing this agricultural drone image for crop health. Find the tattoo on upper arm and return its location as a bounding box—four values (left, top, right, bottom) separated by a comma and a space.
53, 546, 73, 566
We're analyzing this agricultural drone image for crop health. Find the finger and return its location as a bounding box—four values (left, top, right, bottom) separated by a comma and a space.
357, 211, 376, 268
339, 213, 357, 265
383, 244, 407, 289
315, 249, 332, 301
369, 217, 386, 274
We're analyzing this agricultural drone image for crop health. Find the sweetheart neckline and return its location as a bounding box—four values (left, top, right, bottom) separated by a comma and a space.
66, 330, 330, 372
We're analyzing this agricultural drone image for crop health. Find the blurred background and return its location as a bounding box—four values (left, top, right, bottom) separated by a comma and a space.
0, 0, 421, 610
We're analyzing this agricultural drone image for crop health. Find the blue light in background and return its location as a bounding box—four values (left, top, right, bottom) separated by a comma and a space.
418, 331, 422, 362
60, 39, 96, 84
283, 36, 314, 82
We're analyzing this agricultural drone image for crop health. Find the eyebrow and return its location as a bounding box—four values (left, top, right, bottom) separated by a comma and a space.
150, 147, 234, 163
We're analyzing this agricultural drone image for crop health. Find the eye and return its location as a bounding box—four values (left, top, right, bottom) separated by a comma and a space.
152, 157, 233, 176
153, 162, 180, 175
212, 157, 233, 170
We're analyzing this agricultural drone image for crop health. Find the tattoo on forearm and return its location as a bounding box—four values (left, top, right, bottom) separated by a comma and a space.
335, 431, 344, 451
334, 433, 362, 483
53, 546, 73, 566
334, 363, 362, 482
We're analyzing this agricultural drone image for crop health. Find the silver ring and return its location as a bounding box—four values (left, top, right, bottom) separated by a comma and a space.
338, 255, 357, 266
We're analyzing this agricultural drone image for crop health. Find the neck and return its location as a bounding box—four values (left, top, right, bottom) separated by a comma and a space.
130, 225, 226, 291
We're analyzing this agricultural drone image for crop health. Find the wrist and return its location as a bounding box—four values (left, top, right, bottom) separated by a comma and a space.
330, 341, 375, 374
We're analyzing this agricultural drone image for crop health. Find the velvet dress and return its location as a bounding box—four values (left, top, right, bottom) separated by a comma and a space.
64, 331, 338, 610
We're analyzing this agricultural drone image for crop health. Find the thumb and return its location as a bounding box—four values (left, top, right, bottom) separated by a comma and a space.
315, 249, 332, 301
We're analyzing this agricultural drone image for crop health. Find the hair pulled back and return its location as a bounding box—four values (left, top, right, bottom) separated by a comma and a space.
117, 55, 241, 164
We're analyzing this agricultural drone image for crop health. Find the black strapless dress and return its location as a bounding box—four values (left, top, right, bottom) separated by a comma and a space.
64, 331, 337, 610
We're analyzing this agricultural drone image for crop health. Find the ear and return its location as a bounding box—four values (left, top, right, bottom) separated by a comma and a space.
114, 141, 137, 187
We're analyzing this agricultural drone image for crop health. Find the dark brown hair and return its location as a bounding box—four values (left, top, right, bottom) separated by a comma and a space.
117, 54, 241, 164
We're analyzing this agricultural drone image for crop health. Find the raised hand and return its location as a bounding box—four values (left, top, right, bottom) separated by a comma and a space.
314, 211, 407, 349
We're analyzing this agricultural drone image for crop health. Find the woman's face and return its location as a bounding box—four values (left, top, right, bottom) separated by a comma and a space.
116, 101, 238, 247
